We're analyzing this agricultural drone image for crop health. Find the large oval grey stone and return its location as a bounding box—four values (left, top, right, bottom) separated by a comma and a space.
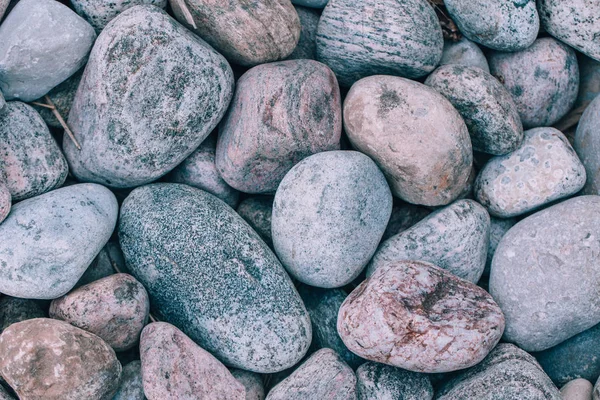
119, 184, 311, 373
72, 0, 167, 31
439, 38, 490, 73
574, 95, 600, 195
356, 362, 433, 400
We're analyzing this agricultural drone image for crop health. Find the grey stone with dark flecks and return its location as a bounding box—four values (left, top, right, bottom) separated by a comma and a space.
489, 37, 579, 129
113, 360, 144, 400
594, 376, 600, 400
0, 102, 68, 201
0, 174, 9, 224
0, 386, 13, 400
0, 0, 96, 101
440, 38, 489, 73
72, 0, 167, 32
286, 6, 319, 60
475, 128, 586, 218
119, 184, 311, 373
484, 217, 516, 277
32, 69, 83, 130
0, 91, 5, 111
367, 199, 490, 284
490, 195, 600, 352
64, 6, 234, 189
574, 95, 600, 195
560, 379, 593, 400
272, 151, 392, 288
292, 0, 328, 8
316, 0, 443, 87
230, 369, 265, 400
0, 297, 45, 333
0, 0, 8, 20
356, 362, 433, 400
426, 65, 523, 155
237, 196, 274, 247
381, 202, 430, 242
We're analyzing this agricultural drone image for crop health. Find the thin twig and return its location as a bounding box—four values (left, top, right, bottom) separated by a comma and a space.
171, 0, 197, 29
31, 101, 55, 109
44, 95, 81, 150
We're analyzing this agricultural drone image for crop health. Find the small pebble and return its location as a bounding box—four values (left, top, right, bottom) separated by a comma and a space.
560, 379, 594, 400
287, 6, 319, 60
355, 362, 433, 400
230, 369, 265, 400
236, 196, 274, 247
574, 94, 600, 195
381, 202, 430, 241
72, 0, 167, 32
112, 360, 144, 400
439, 38, 490, 73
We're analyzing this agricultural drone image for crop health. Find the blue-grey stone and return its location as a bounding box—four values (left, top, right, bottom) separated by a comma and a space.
112, 361, 144, 400
356, 362, 433, 400
32, 69, 83, 130
574, 95, 600, 195
286, 6, 320, 60
292, 0, 328, 8
0, 297, 46, 333
236, 196, 274, 248
71, 0, 167, 32
484, 217, 516, 277
439, 38, 489, 73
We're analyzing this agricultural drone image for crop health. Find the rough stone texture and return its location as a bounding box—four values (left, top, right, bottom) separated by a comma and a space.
236, 196, 274, 247
343, 75, 472, 206
140, 322, 245, 400
339, 260, 504, 373
440, 38, 490, 73
32, 69, 83, 130
272, 151, 391, 287
119, 184, 311, 373
561, 379, 594, 400
595, 375, 600, 400
286, 6, 319, 60
0, 102, 68, 201
0, 183, 117, 299
0, 318, 121, 400
368, 200, 490, 284
0, 91, 5, 111
435, 344, 561, 400
490, 195, 600, 352
230, 369, 265, 400
0, 386, 13, 400
484, 217, 516, 277
445, 0, 539, 51
0, 0, 96, 101
216, 59, 341, 194
475, 128, 586, 218
575, 95, 600, 195
72, 0, 167, 31
76, 241, 124, 288
171, 0, 300, 66
0, 176, 9, 224
356, 362, 433, 400
65, 6, 234, 189
0, 297, 45, 333
316, 0, 443, 87
0, 0, 7, 20
113, 361, 144, 400
489, 37, 579, 129
292, 0, 327, 8
425, 65, 523, 155
50, 273, 150, 352
381, 202, 430, 241
168, 135, 239, 208
266, 348, 356, 400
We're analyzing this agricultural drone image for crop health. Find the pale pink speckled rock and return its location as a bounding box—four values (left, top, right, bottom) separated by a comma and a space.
338, 260, 505, 373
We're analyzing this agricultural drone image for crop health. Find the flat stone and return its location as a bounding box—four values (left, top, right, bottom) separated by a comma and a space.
445, 0, 539, 51
64, 6, 234, 189
0, 318, 121, 400
381, 202, 430, 241
561, 379, 594, 400
0, 176, 9, 224
216, 59, 341, 194
32, 69, 83, 130
475, 127, 586, 217
490, 195, 600, 352
76, 241, 124, 288
343, 75, 472, 206
286, 6, 319, 60
171, 0, 300, 66
316, 0, 443, 87
230, 369, 265, 400
292, 0, 328, 8
140, 322, 245, 399
266, 348, 356, 400
440, 38, 490, 73
489, 37, 579, 129
0, 297, 45, 333
236, 196, 274, 247
119, 184, 311, 373
113, 361, 144, 400
356, 362, 433, 400
575, 94, 600, 195
339, 260, 504, 373
0, 0, 96, 101
72, 0, 167, 31
367, 200, 489, 284
0, 102, 68, 201
484, 217, 516, 277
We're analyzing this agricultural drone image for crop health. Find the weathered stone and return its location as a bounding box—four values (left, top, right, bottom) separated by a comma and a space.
113, 360, 144, 400
490, 195, 600, 352
72, 0, 167, 31
140, 322, 245, 399
0, 297, 45, 333
475, 128, 586, 217
76, 241, 124, 288
0, 102, 68, 201
0, 183, 117, 299
0, 0, 96, 101
266, 348, 356, 400
575, 95, 600, 195
316, 0, 443, 87
171, 0, 300, 66
0, 386, 13, 400
343, 75, 472, 206
32, 69, 83, 130
216, 59, 341, 194
368, 200, 489, 284
64, 6, 234, 189
0, 91, 5, 111
0, 175, 9, 224
489, 37, 579, 129
594, 375, 600, 400
0, 0, 8, 20
286, 6, 319, 60
230, 369, 265, 400
292, 0, 328, 8
561, 379, 594, 400
439, 38, 490, 73
484, 217, 516, 277
119, 184, 311, 373
237, 196, 274, 247
381, 202, 430, 241
356, 362, 433, 400
0, 318, 121, 400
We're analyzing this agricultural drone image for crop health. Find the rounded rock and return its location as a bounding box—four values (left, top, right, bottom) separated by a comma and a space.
356, 362, 433, 400
112, 360, 144, 400
236, 196, 274, 247
561, 379, 594, 400
286, 6, 319, 60
72, 0, 167, 32
439, 38, 490, 73
0, 0, 7, 20
574, 95, 600, 195
0, 297, 45, 333
230, 369, 265, 400
0, 177, 9, 224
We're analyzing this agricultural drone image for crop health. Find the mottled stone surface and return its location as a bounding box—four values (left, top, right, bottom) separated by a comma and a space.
286, 6, 319, 60
0, 102, 68, 201
490, 196, 600, 352
272, 151, 391, 287
475, 128, 586, 217
230, 369, 265, 400
76, 241, 124, 288
0, 184, 117, 299
484, 217, 516, 277
489, 38, 579, 129
356, 362, 433, 400
50, 273, 149, 352
266, 348, 356, 399
343, 75, 472, 206
557, 55, 600, 131
0, 0, 8, 20
426, 65, 523, 155
216, 59, 341, 194
72, 0, 167, 31
316, 0, 443, 87
32, 69, 83, 130
0, 318, 121, 400
382, 202, 430, 241
0, 0, 95, 101
561, 379, 594, 400
0, 297, 45, 333
119, 184, 311, 373
113, 360, 144, 400
65, 6, 234, 189
368, 200, 489, 284
0, 177, 9, 224
595, 376, 600, 400
237, 196, 274, 247
440, 38, 490, 73
339, 260, 504, 373
0, 91, 5, 111
171, 0, 300, 66
436, 344, 561, 400
0, 386, 13, 400
140, 322, 245, 399
445, 0, 539, 51
292, 0, 327, 8
575, 95, 600, 195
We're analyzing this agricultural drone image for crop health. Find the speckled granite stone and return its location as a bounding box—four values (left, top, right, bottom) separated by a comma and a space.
230, 369, 265, 400
316, 0, 443, 87
237, 196, 274, 247
484, 217, 516, 277
575, 95, 600, 195
561, 379, 593, 400
119, 184, 311, 373
381, 202, 430, 241
356, 362, 433, 400
287, 6, 319, 60
440, 38, 489, 73
72, 0, 167, 31
64, 6, 234, 189
113, 360, 144, 400
0, 297, 45, 333
32, 69, 83, 129
490, 195, 600, 352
